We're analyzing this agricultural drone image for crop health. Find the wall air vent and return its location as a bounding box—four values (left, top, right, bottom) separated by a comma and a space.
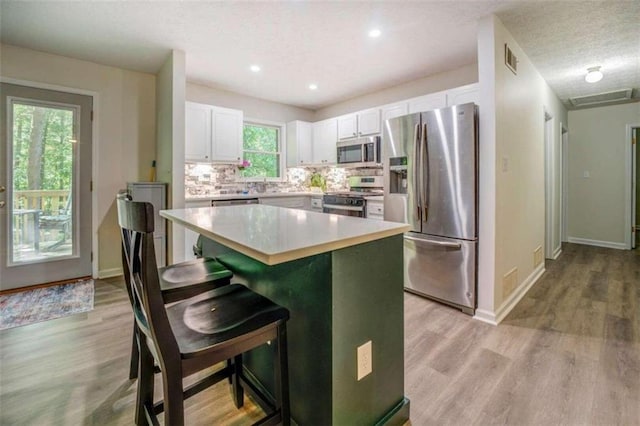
504, 44, 517, 75
569, 89, 633, 107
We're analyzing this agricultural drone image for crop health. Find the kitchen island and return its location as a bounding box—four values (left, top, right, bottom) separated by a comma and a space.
160, 205, 410, 425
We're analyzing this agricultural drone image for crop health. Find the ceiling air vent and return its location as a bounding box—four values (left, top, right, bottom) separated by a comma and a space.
569, 89, 633, 107
504, 44, 517, 75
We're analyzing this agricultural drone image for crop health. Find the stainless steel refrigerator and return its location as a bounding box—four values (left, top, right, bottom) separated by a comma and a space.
383, 103, 478, 314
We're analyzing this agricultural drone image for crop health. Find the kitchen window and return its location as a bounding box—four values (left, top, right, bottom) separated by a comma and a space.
242, 120, 285, 181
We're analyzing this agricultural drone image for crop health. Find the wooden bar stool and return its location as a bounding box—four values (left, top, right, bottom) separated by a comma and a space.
117, 192, 233, 379
117, 197, 290, 426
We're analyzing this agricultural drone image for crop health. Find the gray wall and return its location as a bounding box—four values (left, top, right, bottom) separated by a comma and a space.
567, 102, 640, 247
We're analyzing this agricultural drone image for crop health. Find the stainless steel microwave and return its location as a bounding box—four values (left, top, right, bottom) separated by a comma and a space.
336, 136, 381, 167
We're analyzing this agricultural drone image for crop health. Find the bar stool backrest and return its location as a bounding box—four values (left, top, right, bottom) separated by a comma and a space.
116, 196, 181, 370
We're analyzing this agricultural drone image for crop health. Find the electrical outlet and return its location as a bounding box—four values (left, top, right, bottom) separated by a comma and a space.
534, 246, 543, 267
502, 267, 518, 298
357, 341, 372, 381
501, 156, 509, 172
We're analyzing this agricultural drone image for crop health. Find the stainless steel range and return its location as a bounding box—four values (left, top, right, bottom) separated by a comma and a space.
323, 176, 383, 218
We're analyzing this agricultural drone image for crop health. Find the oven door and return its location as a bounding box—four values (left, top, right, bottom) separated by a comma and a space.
322, 203, 365, 217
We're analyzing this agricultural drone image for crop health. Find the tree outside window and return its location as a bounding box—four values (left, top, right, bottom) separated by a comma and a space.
242, 122, 282, 179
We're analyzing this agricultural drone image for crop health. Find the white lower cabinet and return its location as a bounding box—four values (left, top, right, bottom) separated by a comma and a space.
366, 199, 384, 221
128, 182, 168, 266
310, 196, 323, 212
260, 196, 307, 209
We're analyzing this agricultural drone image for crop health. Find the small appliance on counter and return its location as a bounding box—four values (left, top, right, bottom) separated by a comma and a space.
383, 102, 478, 315
323, 176, 383, 218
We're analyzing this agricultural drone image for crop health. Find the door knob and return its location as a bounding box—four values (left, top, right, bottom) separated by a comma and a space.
0, 185, 5, 193
0, 201, 5, 208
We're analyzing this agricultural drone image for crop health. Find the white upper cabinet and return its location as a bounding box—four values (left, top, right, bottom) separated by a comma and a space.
357, 109, 381, 136
312, 118, 338, 164
446, 83, 479, 107
185, 102, 243, 163
286, 121, 313, 167
381, 102, 409, 122
185, 102, 213, 162
408, 91, 447, 114
337, 114, 358, 140
337, 108, 381, 140
211, 107, 243, 163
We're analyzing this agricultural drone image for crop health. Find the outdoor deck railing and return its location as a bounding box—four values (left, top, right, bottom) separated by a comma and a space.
14, 189, 70, 215
12, 190, 71, 257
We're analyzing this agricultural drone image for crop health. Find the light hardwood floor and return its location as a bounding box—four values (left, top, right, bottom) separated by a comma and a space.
406, 243, 640, 425
1, 243, 638, 425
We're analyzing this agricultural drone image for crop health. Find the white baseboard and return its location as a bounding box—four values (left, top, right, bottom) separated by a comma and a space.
473, 309, 498, 325
98, 267, 123, 279
474, 263, 546, 326
552, 246, 562, 260
567, 237, 626, 250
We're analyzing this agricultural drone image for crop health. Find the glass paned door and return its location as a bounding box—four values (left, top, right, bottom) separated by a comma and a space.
0, 83, 92, 291
11, 102, 76, 263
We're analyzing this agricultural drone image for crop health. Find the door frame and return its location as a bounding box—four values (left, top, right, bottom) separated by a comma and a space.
544, 110, 555, 259
626, 123, 640, 249
561, 125, 569, 243
2, 77, 99, 278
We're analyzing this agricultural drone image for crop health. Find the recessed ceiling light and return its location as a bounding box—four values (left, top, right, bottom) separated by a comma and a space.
368, 29, 381, 38
250, 65, 261, 73
585, 66, 603, 83
309, 83, 318, 90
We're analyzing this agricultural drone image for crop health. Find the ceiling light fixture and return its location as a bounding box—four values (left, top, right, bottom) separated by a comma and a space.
250, 65, 261, 72
585, 66, 603, 83
309, 83, 318, 90
368, 28, 381, 38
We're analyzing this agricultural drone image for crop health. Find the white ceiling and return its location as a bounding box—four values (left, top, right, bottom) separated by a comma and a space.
1, 1, 638, 110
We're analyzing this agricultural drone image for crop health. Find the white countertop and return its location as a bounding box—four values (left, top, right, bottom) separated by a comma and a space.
160, 204, 409, 265
186, 191, 323, 202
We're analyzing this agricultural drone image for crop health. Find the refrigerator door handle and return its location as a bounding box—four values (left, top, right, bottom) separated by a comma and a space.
413, 122, 422, 222
405, 235, 462, 250
422, 123, 429, 222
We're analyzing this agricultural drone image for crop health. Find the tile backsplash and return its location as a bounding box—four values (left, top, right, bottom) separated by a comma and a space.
185, 163, 382, 197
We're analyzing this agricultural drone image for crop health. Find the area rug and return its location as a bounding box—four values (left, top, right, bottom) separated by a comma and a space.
0, 280, 95, 330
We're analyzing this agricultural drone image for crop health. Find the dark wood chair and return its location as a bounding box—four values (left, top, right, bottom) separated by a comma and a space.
117, 197, 290, 426
117, 192, 233, 379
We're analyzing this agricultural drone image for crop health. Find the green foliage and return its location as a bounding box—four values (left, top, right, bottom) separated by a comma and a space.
12, 104, 73, 191
243, 123, 280, 178
310, 173, 326, 191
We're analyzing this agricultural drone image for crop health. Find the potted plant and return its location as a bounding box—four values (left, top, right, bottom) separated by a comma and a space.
309, 172, 326, 193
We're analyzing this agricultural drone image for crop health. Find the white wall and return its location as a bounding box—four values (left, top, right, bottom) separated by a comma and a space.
476, 16, 567, 323
567, 102, 640, 248
0, 43, 156, 278
314, 63, 478, 120
157, 50, 186, 263
187, 82, 314, 123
